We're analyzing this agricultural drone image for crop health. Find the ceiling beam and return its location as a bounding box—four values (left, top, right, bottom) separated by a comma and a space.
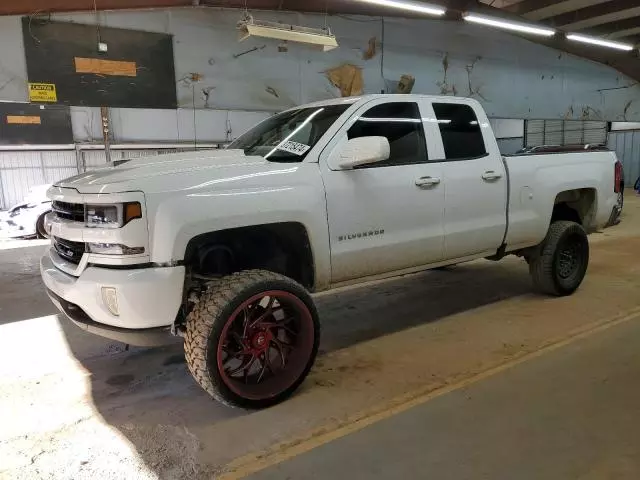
0, 0, 459, 18
610, 27, 640, 39
200, 0, 459, 17
551, 0, 640, 30
506, 0, 614, 21
504, 0, 560, 14
473, 1, 640, 83
583, 17, 640, 38
0, 0, 192, 15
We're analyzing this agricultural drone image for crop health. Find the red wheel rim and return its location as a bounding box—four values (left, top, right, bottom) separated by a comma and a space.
216, 290, 315, 401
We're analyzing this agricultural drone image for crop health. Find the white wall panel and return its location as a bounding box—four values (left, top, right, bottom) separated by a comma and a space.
70, 106, 270, 144
0, 16, 28, 103
611, 122, 640, 131
489, 119, 524, 139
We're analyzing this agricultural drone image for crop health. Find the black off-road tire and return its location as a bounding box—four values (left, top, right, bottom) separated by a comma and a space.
529, 221, 589, 296
184, 270, 320, 409
614, 188, 624, 224
35, 211, 51, 239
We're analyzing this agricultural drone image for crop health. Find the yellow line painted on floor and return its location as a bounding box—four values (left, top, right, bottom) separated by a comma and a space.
218, 306, 640, 480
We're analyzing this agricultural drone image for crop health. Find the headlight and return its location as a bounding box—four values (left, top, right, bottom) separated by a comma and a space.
85, 202, 142, 229
87, 243, 145, 255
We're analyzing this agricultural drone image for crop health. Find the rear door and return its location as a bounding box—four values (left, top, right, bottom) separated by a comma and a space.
321, 99, 445, 283
428, 100, 508, 259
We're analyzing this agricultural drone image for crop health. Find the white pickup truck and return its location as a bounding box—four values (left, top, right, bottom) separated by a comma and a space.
42, 94, 619, 408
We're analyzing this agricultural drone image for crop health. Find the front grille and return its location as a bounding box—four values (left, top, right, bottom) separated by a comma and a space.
53, 236, 86, 265
52, 201, 85, 222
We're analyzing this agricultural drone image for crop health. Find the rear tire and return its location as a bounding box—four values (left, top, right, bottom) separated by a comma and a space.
184, 270, 320, 409
613, 189, 624, 224
529, 221, 589, 296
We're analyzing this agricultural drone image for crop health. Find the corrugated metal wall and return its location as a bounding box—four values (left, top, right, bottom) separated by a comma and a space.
80, 148, 184, 171
0, 150, 77, 209
0, 146, 214, 209
608, 131, 640, 187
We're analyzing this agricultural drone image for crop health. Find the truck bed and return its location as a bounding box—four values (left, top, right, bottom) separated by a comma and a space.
503, 150, 617, 251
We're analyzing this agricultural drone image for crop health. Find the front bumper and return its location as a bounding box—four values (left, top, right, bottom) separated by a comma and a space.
41, 249, 185, 345
45, 289, 177, 347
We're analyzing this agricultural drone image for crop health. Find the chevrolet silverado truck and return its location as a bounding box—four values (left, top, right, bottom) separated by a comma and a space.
41, 95, 619, 408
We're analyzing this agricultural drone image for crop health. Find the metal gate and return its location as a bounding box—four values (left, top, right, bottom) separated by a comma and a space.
525, 120, 607, 147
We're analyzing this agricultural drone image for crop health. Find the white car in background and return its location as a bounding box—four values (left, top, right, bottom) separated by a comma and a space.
0, 184, 52, 239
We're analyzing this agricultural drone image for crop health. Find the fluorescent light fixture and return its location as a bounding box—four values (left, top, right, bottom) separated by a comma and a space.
238, 15, 338, 51
464, 13, 555, 37
357, 0, 446, 16
566, 34, 633, 51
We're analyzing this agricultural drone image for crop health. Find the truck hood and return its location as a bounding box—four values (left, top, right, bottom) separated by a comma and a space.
54, 149, 279, 194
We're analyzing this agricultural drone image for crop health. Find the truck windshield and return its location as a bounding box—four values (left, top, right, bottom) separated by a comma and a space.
228, 104, 351, 162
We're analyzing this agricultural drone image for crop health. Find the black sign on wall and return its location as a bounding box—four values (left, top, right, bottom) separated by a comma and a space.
22, 18, 177, 109
0, 102, 73, 145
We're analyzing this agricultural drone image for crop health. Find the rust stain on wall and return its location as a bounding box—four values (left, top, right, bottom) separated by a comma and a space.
465, 56, 486, 101
437, 53, 456, 96
363, 37, 377, 60
326, 64, 363, 97
581, 106, 603, 120
265, 86, 279, 98
564, 106, 575, 119
623, 100, 633, 121
396, 74, 415, 94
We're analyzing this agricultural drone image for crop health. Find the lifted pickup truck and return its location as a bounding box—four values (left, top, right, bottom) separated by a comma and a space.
42, 94, 619, 408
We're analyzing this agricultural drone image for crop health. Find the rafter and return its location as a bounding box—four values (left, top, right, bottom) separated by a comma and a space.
551, 0, 640, 30
505, 0, 614, 21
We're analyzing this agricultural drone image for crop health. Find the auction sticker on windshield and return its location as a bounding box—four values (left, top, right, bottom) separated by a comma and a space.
278, 140, 311, 156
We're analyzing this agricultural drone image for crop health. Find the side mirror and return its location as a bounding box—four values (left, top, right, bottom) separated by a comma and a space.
338, 136, 390, 169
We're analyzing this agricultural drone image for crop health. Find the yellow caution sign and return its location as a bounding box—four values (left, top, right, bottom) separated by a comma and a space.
28, 83, 57, 103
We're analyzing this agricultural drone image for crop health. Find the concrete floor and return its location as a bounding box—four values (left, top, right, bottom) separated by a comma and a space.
1, 194, 639, 479
249, 313, 640, 480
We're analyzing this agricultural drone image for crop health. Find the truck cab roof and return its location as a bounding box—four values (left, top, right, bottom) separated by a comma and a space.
286, 94, 484, 112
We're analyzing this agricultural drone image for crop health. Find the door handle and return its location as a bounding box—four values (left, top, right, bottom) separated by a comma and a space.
415, 176, 441, 188
482, 170, 503, 181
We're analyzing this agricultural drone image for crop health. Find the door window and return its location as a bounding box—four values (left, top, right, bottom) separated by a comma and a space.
347, 102, 428, 167
432, 103, 487, 160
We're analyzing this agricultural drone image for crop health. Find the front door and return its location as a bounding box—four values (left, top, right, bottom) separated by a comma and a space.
321, 100, 446, 284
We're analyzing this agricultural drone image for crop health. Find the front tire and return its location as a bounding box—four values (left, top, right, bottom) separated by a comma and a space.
529, 221, 589, 296
184, 270, 320, 409
36, 211, 51, 239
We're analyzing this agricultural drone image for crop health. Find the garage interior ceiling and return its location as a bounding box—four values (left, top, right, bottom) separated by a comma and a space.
2, 0, 640, 80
